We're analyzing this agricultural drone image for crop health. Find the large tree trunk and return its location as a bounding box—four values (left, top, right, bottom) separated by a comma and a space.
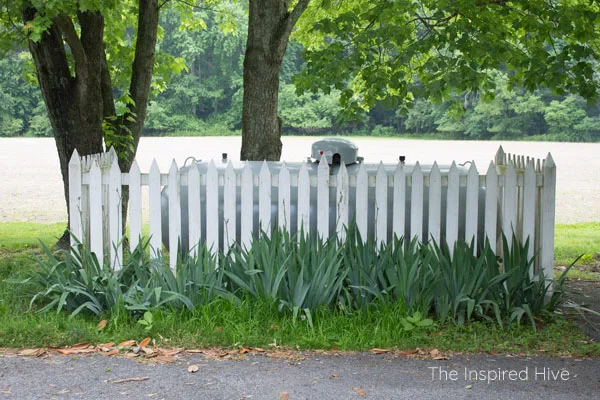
240, 0, 310, 161
24, 9, 106, 247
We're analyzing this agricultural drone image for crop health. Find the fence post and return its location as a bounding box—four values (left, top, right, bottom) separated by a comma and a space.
241, 162, 254, 249
393, 162, 406, 240
206, 160, 219, 254
375, 162, 388, 247
541, 154, 556, 286
168, 160, 181, 270
465, 162, 479, 252
129, 161, 142, 253
446, 162, 459, 254
89, 160, 104, 263
278, 162, 291, 233
356, 162, 368, 242
336, 162, 349, 243
428, 162, 441, 244
108, 156, 123, 270
522, 161, 536, 263
224, 161, 237, 254
503, 161, 517, 240
410, 162, 423, 242
259, 161, 272, 237
317, 155, 330, 240
149, 159, 162, 258
485, 161, 498, 253
68, 150, 82, 248
188, 162, 201, 257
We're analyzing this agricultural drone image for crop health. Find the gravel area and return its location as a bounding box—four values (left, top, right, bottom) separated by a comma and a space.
1, 137, 599, 224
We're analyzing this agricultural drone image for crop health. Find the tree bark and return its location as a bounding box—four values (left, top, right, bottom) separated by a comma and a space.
24, 8, 106, 247
240, 0, 310, 161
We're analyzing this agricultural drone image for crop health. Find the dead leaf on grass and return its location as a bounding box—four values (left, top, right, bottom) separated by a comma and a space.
158, 348, 182, 357
111, 377, 150, 384
97, 320, 107, 331
57, 347, 96, 355
139, 337, 151, 348
185, 349, 204, 354
103, 349, 120, 357
188, 365, 199, 373
353, 387, 366, 397
18, 348, 46, 357
429, 349, 440, 356
118, 340, 137, 348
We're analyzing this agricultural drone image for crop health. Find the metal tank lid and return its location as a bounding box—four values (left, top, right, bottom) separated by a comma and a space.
311, 137, 360, 166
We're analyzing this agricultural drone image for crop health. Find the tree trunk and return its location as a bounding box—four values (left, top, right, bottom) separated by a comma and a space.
24, 8, 106, 247
240, 0, 310, 161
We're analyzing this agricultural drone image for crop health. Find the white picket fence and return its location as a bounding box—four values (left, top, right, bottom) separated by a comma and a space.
68, 146, 556, 279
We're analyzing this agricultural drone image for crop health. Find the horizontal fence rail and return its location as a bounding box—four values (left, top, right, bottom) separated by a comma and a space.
68, 146, 556, 280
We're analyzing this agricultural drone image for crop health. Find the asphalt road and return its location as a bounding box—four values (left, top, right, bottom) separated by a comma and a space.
0, 352, 598, 399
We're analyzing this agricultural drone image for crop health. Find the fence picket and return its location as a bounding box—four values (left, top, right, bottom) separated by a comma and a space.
317, 155, 330, 240
149, 159, 162, 258
336, 162, 349, 242
541, 154, 556, 285
485, 161, 498, 252
206, 160, 219, 253
259, 161, 272, 236
410, 162, 423, 241
356, 162, 368, 241
68, 150, 82, 247
446, 162, 459, 253
168, 160, 181, 270
129, 161, 142, 252
108, 156, 123, 270
375, 162, 387, 246
392, 163, 406, 240
428, 162, 441, 244
224, 161, 236, 254
465, 162, 479, 251
241, 163, 253, 249
522, 161, 536, 261
297, 163, 310, 237
503, 161, 517, 239
187, 163, 201, 257
89, 160, 103, 263
278, 163, 291, 232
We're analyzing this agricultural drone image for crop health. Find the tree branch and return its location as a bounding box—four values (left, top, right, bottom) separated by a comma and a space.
53, 15, 87, 75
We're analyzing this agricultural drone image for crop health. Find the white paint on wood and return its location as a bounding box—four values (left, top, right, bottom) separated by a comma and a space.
89, 160, 104, 264
278, 162, 291, 232
168, 160, 181, 270
187, 163, 201, 257
541, 154, 556, 287
410, 162, 423, 241
128, 161, 142, 253
522, 161, 536, 262
297, 162, 310, 238
336, 162, 349, 243
393, 163, 406, 240
206, 160, 219, 254
465, 162, 479, 250
223, 161, 236, 254
446, 162, 460, 254
503, 161, 518, 240
259, 161, 272, 236
317, 155, 330, 240
149, 159, 162, 258
428, 162, 441, 244
68, 150, 82, 248
484, 161, 498, 253
356, 162, 368, 242
108, 156, 123, 270
241, 162, 253, 249
375, 162, 388, 246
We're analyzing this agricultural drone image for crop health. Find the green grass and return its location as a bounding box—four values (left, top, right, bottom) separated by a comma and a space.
555, 223, 600, 265
0, 221, 598, 356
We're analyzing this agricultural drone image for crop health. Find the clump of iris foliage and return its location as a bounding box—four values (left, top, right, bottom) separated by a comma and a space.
13, 226, 571, 331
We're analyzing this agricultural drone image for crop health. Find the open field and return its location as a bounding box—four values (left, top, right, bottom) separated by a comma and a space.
1, 137, 599, 224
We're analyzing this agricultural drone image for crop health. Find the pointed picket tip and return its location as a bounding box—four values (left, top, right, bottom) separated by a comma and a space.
169, 159, 179, 173
544, 152, 555, 168
208, 159, 217, 169
431, 161, 440, 172
486, 160, 497, 175
150, 158, 160, 172
299, 161, 308, 174
495, 146, 505, 165
226, 160, 235, 172
468, 160, 478, 175
69, 149, 81, 165
110, 152, 120, 171
260, 160, 270, 174
339, 161, 348, 176
449, 161, 458, 172
318, 154, 329, 170
129, 160, 140, 174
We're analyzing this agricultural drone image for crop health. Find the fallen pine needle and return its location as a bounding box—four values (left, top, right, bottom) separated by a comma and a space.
111, 377, 150, 384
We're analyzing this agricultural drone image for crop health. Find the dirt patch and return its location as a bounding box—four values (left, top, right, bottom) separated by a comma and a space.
563, 280, 600, 342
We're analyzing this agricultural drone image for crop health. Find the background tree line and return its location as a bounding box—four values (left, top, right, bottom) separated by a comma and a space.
2, 4, 599, 143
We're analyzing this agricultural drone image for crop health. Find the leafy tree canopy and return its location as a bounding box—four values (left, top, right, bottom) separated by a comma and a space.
294, 0, 600, 116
